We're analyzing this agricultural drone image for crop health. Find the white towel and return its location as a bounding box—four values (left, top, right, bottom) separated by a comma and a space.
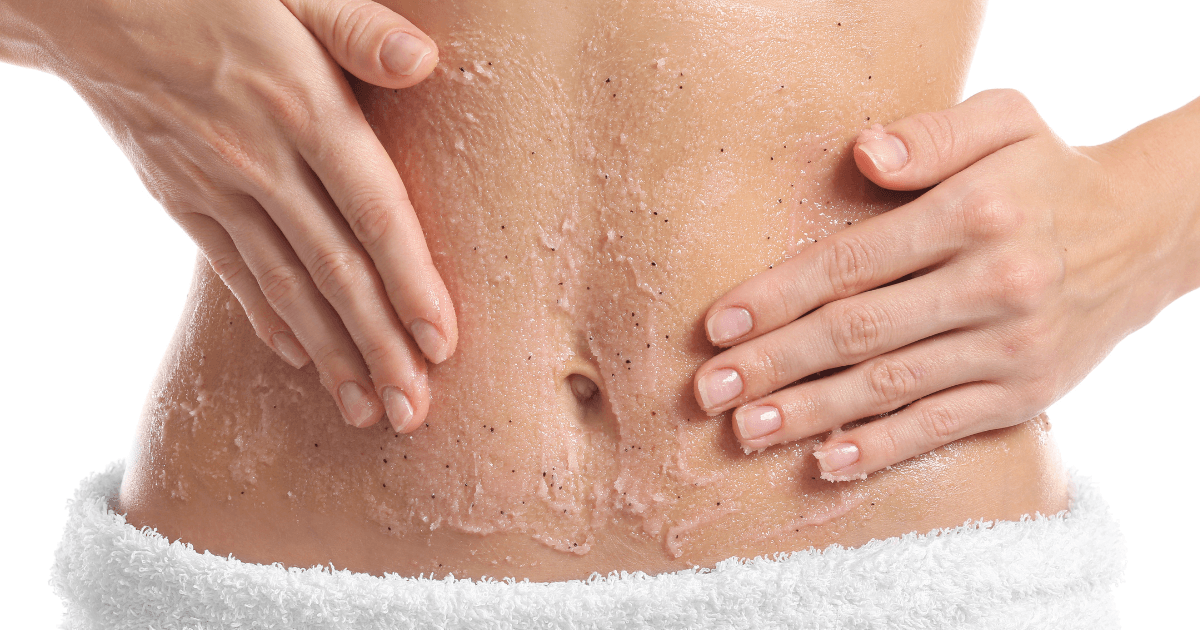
52, 462, 1125, 629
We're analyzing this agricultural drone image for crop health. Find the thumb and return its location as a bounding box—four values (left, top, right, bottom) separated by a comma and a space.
280, 0, 438, 89
853, 89, 1047, 191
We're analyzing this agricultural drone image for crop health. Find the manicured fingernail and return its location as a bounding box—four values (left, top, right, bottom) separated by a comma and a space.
411, 318, 449, 364
815, 442, 860, 473
338, 381, 376, 427
381, 31, 431, 76
736, 405, 782, 440
383, 387, 414, 432
707, 307, 753, 344
698, 368, 743, 409
272, 332, 309, 369
859, 134, 908, 173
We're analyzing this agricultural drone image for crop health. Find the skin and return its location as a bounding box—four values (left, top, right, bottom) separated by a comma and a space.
697, 91, 1200, 479
105, 0, 1066, 582
2, 0, 1195, 490
0, 0, 458, 432
2, 0, 1190, 496
12, 0, 1191, 585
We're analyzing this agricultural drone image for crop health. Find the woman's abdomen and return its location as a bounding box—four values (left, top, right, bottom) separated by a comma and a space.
117, 0, 1067, 582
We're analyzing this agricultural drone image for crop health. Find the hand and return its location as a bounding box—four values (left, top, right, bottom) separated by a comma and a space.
10, 0, 456, 432
693, 89, 1192, 480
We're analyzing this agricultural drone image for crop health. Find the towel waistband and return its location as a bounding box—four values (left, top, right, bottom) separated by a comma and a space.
52, 462, 1125, 629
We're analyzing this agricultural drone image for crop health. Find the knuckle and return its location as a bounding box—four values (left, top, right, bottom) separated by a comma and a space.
332, 1, 387, 55
153, 186, 188, 216
760, 273, 808, 323
990, 255, 1053, 313
959, 190, 1023, 241
909, 110, 958, 165
204, 248, 245, 284
824, 237, 876, 298
358, 340, 396, 368
916, 404, 960, 443
259, 264, 306, 311
310, 345, 356, 384
309, 342, 340, 368
241, 307, 281, 346
1010, 363, 1057, 405
141, 152, 224, 214
999, 323, 1057, 387
160, 191, 199, 219
866, 357, 920, 408
346, 194, 394, 249
829, 301, 887, 361
784, 394, 819, 423
991, 88, 1042, 130
310, 248, 367, 302
202, 124, 267, 187
752, 345, 793, 388
874, 422, 905, 462
254, 81, 316, 136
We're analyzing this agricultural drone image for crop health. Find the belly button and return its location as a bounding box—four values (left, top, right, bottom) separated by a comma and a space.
568, 373, 599, 403
562, 364, 617, 440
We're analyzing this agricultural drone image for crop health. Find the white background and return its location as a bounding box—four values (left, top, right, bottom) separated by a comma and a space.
1, 0, 1197, 626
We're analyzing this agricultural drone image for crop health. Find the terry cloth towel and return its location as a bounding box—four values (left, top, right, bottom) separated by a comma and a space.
52, 462, 1125, 630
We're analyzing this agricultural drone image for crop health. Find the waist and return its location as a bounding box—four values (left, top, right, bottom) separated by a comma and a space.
113, 0, 1073, 580
71, 466, 1116, 627
119, 262, 1068, 580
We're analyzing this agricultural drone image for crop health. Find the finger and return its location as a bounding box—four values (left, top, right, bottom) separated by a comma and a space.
280, 0, 438, 89
175, 209, 311, 370
248, 153, 432, 432
697, 266, 990, 414
213, 192, 428, 432
729, 330, 995, 450
813, 381, 1019, 481
704, 193, 958, 348
291, 77, 458, 365
854, 88, 1047, 190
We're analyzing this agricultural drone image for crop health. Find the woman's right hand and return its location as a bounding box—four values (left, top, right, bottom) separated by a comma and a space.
2, 0, 456, 432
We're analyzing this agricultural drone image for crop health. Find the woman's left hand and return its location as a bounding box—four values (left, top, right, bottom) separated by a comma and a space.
693, 89, 1198, 480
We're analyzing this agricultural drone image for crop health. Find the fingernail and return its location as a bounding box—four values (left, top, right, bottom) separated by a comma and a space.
411, 318, 449, 364
814, 442, 860, 473
698, 368, 743, 409
859, 134, 908, 173
736, 405, 781, 440
707, 307, 753, 344
381, 32, 431, 76
271, 332, 309, 369
383, 387, 415, 432
338, 381, 376, 427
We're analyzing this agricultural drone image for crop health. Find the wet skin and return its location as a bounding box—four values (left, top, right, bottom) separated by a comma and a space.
118, 0, 1068, 581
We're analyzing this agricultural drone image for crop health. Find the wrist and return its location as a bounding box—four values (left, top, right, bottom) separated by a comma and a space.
1093, 97, 1200, 305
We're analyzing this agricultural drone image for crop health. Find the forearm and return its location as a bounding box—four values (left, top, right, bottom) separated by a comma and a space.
0, 0, 47, 68
1097, 96, 1200, 302
0, 0, 87, 73
0, 0, 94, 74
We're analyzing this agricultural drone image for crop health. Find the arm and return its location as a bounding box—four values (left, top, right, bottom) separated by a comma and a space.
1096, 96, 1200, 301
0, 0, 456, 432
694, 89, 1200, 479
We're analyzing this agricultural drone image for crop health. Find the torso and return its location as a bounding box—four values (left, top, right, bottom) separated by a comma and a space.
118, 0, 1068, 582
